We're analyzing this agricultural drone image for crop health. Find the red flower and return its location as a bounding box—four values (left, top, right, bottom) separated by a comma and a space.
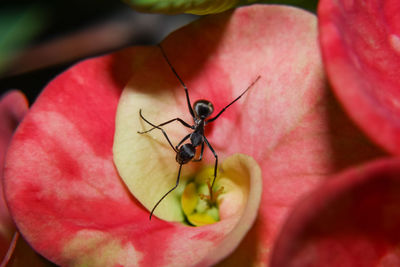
269, 0, 400, 266
2, 3, 396, 266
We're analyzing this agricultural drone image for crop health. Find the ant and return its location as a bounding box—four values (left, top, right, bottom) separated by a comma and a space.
138, 44, 261, 220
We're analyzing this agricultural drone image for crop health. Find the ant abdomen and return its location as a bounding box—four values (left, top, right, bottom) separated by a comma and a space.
176, 144, 195, 164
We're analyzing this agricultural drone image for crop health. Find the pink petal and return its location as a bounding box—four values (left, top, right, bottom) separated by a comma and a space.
270, 158, 400, 266
0, 92, 51, 266
318, 0, 400, 154
4, 47, 149, 265
0, 90, 27, 258
0, 90, 27, 177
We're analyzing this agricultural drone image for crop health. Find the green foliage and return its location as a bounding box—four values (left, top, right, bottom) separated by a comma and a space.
259, 0, 319, 12
0, 5, 47, 75
124, 0, 318, 15
124, 0, 241, 15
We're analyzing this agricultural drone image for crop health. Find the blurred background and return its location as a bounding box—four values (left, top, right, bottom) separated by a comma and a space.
0, 0, 197, 104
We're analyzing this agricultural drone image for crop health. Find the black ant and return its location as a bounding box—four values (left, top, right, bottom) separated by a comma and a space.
138, 44, 261, 220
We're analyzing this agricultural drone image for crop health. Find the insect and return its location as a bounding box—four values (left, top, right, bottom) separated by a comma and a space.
138, 44, 261, 220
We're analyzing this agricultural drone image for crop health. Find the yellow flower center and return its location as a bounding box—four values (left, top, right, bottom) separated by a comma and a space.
181, 166, 224, 226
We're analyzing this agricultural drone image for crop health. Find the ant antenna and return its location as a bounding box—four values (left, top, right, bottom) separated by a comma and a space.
207, 75, 261, 123
158, 44, 194, 118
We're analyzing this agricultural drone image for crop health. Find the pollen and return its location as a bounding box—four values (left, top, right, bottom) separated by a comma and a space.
181, 167, 224, 226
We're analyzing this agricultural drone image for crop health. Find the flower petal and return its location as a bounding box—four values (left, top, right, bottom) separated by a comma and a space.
319, 0, 400, 154
0, 90, 27, 258
114, 4, 325, 222
271, 158, 400, 266
0, 92, 52, 266
4, 48, 149, 265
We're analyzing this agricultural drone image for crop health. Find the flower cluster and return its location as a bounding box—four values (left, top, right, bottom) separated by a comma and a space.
1, 1, 400, 266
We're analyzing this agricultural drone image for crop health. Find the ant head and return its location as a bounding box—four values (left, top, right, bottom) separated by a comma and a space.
193, 100, 214, 120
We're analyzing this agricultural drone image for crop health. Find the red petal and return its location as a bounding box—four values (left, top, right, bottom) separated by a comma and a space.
0, 91, 27, 259
319, 0, 400, 154
271, 158, 400, 266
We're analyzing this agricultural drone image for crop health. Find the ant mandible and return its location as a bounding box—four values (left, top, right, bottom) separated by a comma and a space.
138, 44, 261, 220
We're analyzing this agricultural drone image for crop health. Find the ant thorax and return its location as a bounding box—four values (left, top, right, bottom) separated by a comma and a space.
193, 117, 202, 125
190, 130, 204, 147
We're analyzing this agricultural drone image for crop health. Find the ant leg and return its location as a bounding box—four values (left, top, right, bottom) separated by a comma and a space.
150, 163, 183, 220
192, 142, 204, 162
138, 114, 193, 134
204, 137, 218, 197
176, 133, 191, 150
207, 75, 261, 123
158, 44, 195, 118
138, 109, 177, 153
